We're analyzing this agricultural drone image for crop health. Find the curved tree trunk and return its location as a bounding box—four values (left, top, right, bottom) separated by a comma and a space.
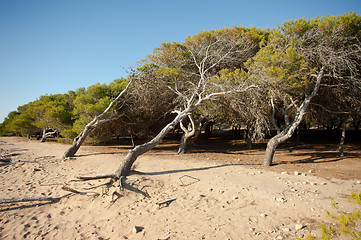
177, 134, 188, 155
40, 129, 57, 142
115, 111, 189, 178
39, 129, 47, 142
112, 37, 259, 178
263, 67, 325, 166
178, 115, 196, 155
191, 118, 206, 145
62, 126, 93, 159
61, 80, 132, 160
263, 137, 278, 166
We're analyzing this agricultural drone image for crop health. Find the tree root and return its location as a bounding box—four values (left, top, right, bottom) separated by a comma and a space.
0, 173, 134, 208
76, 173, 117, 181
76, 173, 129, 190
0, 185, 99, 206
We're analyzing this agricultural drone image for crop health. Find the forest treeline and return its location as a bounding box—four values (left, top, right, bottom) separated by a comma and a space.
1, 12, 360, 166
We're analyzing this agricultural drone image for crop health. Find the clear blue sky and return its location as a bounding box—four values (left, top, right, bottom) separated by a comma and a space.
0, 0, 360, 122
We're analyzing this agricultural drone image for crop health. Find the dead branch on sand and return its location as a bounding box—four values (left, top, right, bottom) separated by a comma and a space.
156, 199, 176, 209
0, 195, 70, 204
0, 158, 37, 164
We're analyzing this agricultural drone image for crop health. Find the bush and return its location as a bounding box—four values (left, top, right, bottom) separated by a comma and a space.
303, 190, 361, 240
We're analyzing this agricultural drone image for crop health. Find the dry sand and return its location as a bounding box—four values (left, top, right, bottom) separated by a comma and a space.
0, 136, 360, 239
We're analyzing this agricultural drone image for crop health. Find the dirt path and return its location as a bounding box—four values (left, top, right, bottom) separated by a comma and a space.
0, 137, 360, 239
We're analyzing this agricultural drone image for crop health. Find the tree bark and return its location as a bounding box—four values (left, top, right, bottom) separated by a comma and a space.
263, 67, 325, 166
245, 125, 253, 150
339, 122, 346, 157
114, 110, 189, 178
62, 125, 93, 159
178, 115, 196, 155
40, 129, 56, 142
61, 80, 132, 160
263, 137, 279, 166
177, 134, 188, 155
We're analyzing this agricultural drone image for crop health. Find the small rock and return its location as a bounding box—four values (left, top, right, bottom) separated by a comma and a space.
291, 188, 297, 192
276, 197, 287, 203
321, 182, 327, 185
277, 236, 283, 240
258, 171, 263, 174
310, 208, 315, 212
232, 196, 238, 200
282, 228, 291, 232
310, 182, 317, 186
249, 172, 255, 176
357, 180, 361, 184
309, 170, 314, 173
260, 213, 267, 218
132, 226, 144, 234
302, 181, 307, 185
208, 188, 213, 192
281, 172, 287, 175
295, 224, 304, 230
249, 227, 255, 231
294, 171, 300, 176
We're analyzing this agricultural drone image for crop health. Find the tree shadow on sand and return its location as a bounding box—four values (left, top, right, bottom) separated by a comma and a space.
274, 151, 361, 166
132, 163, 255, 176
0, 200, 59, 212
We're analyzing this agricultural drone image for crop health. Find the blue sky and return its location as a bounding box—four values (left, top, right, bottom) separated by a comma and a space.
0, 0, 360, 122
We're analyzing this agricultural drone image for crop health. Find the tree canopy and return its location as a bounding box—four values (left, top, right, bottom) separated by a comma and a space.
1, 12, 360, 161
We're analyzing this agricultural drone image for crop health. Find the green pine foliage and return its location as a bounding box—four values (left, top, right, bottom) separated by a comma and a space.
1, 12, 360, 144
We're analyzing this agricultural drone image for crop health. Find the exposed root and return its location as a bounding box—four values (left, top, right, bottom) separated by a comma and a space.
76, 173, 117, 181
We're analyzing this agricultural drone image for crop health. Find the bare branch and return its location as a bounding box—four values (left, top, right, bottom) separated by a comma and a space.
270, 97, 281, 133
310, 103, 350, 114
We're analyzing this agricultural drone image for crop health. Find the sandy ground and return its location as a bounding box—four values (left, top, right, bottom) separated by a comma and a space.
0, 136, 360, 240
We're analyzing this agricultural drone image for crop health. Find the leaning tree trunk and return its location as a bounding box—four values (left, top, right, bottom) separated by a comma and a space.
62, 125, 94, 160
40, 129, 57, 142
263, 67, 325, 166
61, 80, 132, 160
115, 110, 190, 178
39, 129, 47, 142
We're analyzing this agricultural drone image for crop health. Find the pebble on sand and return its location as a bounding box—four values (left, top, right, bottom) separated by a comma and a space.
295, 224, 304, 230
132, 226, 144, 234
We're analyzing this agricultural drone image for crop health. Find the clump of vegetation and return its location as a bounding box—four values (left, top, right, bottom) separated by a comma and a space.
305, 190, 361, 240
0, 12, 360, 173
